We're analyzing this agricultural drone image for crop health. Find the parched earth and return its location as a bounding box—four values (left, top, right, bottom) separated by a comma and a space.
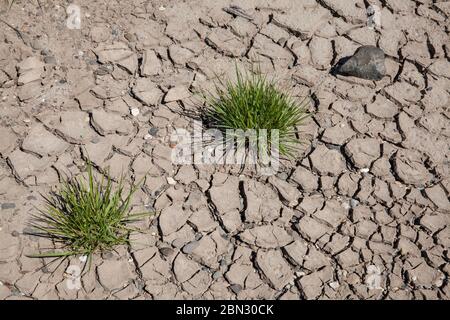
0, 0, 449, 300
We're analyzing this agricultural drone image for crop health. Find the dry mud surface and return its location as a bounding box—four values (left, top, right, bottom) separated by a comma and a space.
0, 0, 449, 300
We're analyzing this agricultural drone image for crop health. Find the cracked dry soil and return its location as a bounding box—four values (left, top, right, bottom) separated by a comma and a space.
0, 0, 449, 300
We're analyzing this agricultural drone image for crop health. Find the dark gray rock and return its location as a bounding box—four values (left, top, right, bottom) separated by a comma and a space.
182, 241, 200, 254
337, 46, 385, 81
160, 247, 175, 257
229, 283, 243, 294
1, 203, 16, 210
148, 127, 158, 136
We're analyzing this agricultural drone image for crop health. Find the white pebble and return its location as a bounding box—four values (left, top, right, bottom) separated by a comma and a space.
79, 255, 87, 263
167, 177, 176, 185
144, 133, 152, 140
130, 107, 140, 116
360, 168, 369, 173
329, 281, 340, 289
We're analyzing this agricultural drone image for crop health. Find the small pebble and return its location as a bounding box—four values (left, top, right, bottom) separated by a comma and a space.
160, 247, 174, 257
360, 168, 369, 173
229, 284, 242, 294
130, 107, 139, 116
182, 241, 199, 254
329, 281, 340, 289
167, 177, 176, 185
350, 199, 359, 208
1, 203, 16, 210
148, 127, 158, 136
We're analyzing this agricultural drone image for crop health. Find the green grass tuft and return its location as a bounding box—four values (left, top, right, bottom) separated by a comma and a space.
203, 67, 309, 159
29, 162, 150, 259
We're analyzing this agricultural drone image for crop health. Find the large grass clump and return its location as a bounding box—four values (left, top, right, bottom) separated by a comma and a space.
30, 162, 149, 259
204, 68, 309, 159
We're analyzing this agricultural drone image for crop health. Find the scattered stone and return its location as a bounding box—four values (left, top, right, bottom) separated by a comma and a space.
1, 203, 15, 210
167, 177, 176, 185
182, 241, 200, 254
130, 108, 139, 117
229, 284, 242, 294
337, 45, 386, 80
148, 127, 159, 136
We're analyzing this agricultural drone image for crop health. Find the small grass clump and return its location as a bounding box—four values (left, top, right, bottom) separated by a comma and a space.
29, 162, 149, 259
204, 68, 309, 159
